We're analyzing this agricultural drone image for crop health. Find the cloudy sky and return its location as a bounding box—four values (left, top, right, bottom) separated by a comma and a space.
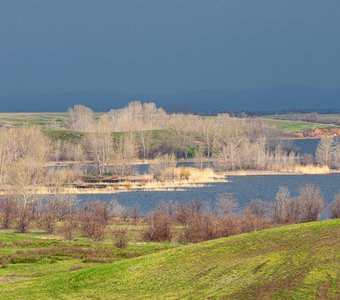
1, 0, 340, 96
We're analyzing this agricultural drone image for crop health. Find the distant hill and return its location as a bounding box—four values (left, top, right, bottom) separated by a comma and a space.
1, 219, 339, 299
1, 86, 340, 113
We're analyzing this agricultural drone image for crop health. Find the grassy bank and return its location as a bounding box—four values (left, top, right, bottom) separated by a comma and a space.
0, 219, 339, 299
0, 113, 66, 128
0, 229, 175, 289
263, 118, 337, 133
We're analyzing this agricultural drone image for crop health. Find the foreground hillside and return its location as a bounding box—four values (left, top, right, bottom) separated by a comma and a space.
1, 220, 339, 300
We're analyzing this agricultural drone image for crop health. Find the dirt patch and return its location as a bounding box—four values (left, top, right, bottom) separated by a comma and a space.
293, 127, 340, 138
0, 277, 30, 284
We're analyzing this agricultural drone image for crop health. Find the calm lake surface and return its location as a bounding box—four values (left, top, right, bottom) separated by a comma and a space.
77, 174, 340, 217
291, 138, 339, 155
292, 139, 319, 155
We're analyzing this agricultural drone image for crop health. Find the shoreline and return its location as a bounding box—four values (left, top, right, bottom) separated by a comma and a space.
1, 169, 339, 196
224, 169, 340, 176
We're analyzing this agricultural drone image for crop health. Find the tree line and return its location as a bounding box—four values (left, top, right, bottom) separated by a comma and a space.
51, 102, 300, 172
0, 184, 339, 245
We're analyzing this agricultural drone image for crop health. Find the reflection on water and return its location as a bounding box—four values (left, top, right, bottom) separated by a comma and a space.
49, 139, 333, 174
49, 139, 337, 175
292, 139, 319, 155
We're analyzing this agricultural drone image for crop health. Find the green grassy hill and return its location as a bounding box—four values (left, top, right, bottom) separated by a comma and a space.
1, 219, 339, 299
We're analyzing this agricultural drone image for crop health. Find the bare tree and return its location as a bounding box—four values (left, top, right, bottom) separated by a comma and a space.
245, 199, 268, 218
169, 115, 197, 158
37, 189, 77, 234
0, 129, 14, 184
251, 136, 267, 170
109, 101, 167, 132
216, 193, 237, 216
0, 197, 17, 229
85, 116, 113, 174
316, 137, 334, 166
9, 159, 45, 232
149, 154, 176, 180
112, 133, 137, 177
38, 203, 57, 234
199, 117, 219, 157
297, 184, 324, 222
328, 193, 340, 219
113, 229, 129, 248
79, 201, 109, 241
130, 204, 140, 225
193, 144, 205, 170
155, 201, 178, 217
272, 186, 292, 224
108, 199, 125, 217
60, 216, 78, 241
67, 105, 95, 132
213, 119, 248, 170
331, 141, 340, 170
240, 199, 269, 232
7, 127, 49, 233
182, 214, 219, 242
136, 130, 153, 160
142, 212, 173, 242
0, 126, 49, 185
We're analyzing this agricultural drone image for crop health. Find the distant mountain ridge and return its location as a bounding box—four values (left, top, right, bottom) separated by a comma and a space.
1, 86, 340, 113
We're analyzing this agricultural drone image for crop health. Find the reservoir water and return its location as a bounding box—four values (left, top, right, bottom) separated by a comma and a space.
77, 174, 340, 217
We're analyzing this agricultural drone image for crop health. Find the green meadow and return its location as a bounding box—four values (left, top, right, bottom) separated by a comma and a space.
0, 219, 339, 299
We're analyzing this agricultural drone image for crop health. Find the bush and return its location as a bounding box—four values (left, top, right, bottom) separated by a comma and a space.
129, 204, 140, 225
179, 167, 191, 180
175, 204, 191, 225
0, 256, 9, 268
69, 265, 84, 272
60, 218, 77, 241
142, 212, 172, 242
182, 215, 219, 243
328, 193, 340, 219
37, 212, 56, 234
219, 215, 241, 237
113, 229, 128, 248
244, 199, 267, 218
297, 184, 324, 222
239, 211, 269, 233
80, 216, 106, 241
216, 193, 237, 216
272, 186, 292, 224
0, 197, 17, 229
149, 154, 176, 180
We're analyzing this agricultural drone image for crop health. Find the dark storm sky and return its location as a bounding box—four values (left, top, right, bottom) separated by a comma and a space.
1, 0, 340, 96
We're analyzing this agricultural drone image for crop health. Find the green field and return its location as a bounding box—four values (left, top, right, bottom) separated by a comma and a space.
263, 118, 337, 132
0, 219, 339, 299
0, 113, 67, 128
